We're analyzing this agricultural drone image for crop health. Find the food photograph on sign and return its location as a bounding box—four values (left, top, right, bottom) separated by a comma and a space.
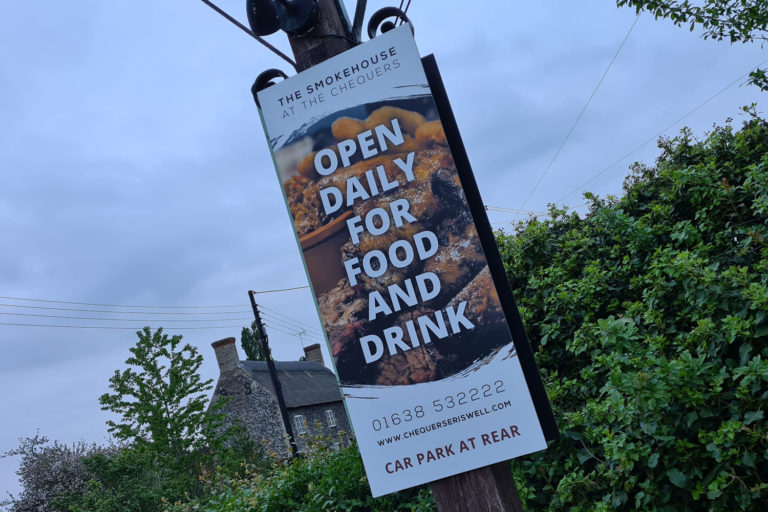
258, 25, 548, 496
279, 101, 512, 387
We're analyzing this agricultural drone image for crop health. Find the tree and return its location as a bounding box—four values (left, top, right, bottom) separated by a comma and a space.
241, 321, 268, 361
617, 0, 768, 89
99, 327, 214, 455
82, 327, 259, 512
0, 435, 106, 512
4, 327, 261, 512
498, 112, 768, 510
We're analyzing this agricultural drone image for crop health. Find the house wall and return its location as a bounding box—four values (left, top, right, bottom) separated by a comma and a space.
210, 368, 291, 459
288, 401, 353, 452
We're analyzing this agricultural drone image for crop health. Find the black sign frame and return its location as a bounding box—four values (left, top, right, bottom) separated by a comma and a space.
422, 54, 559, 441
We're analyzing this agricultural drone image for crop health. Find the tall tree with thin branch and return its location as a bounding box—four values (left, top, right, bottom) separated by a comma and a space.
240, 321, 268, 361
99, 327, 214, 455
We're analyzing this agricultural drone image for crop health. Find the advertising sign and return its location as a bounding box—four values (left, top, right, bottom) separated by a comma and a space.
257, 25, 552, 496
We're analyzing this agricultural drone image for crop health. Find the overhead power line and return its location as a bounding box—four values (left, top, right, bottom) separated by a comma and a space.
261, 315, 324, 339
489, 203, 590, 226
260, 304, 323, 333
0, 286, 309, 309
263, 323, 299, 337
264, 322, 324, 341
0, 322, 248, 330
250, 285, 310, 294
556, 56, 768, 204
520, 14, 641, 210
0, 312, 253, 322
0, 303, 250, 315
0, 294, 323, 338
261, 311, 323, 333
485, 205, 550, 216
401, 0, 413, 21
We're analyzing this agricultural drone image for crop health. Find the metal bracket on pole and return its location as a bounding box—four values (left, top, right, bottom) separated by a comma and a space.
350, 0, 368, 43
251, 68, 289, 107
366, 7, 412, 40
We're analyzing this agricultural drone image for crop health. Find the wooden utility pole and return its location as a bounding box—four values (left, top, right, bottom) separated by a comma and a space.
430, 461, 524, 512
276, 3, 526, 510
287, 0, 355, 71
247, 290, 298, 454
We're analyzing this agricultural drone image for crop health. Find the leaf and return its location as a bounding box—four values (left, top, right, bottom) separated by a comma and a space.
744, 410, 764, 425
739, 343, 753, 365
648, 453, 660, 468
667, 468, 689, 488
577, 448, 592, 464
742, 451, 757, 468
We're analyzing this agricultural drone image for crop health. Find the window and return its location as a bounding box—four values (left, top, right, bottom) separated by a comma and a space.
325, 409, 337, 427
294, 414, 307, 435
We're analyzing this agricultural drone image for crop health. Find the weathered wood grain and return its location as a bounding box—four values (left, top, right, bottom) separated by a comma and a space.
430, 461, 524, 512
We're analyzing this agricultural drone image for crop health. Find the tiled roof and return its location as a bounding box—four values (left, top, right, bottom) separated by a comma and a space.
240, 360, 343, 408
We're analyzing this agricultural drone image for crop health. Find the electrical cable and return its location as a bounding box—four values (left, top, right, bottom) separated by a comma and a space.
263, 324, 307, 340
485, 206, 549, 215
265, 320, 323, 341
0, 318, 322, 334
259, 304, 323, 333
250, 285, 309, 294
519, 14, 641, 210
0, 312, 253, 322
0, 287, 308, 308
0, 322, 247, 330
556, 56, 768, 204
400, 0, 412, 25
261, 316, 323, 340
488, 203, 590, 226
263, 322, 322, 340
199, 0, 297, 71
0, 296, 323, 338
260, 311, 323, 336
0, 303, 250, 315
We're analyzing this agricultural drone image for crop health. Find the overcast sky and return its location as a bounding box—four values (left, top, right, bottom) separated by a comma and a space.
1, 0, 765, 497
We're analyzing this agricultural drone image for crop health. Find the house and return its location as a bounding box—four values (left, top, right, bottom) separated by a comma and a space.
210, 337, 353, 457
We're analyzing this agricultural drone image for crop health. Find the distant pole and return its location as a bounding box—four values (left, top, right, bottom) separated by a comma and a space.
297, 329, 307, 349
248, 290, 297, 454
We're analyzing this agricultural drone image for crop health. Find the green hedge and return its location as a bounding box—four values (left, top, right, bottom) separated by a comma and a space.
166, 441, 434, 512
499, 113, 768, 511
169, 115, 767, 511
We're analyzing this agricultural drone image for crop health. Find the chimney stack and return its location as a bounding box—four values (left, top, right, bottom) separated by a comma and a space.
303, 343, 324, 366
211, 337, 239, 373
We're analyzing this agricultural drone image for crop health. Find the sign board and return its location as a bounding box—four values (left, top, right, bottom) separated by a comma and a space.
257, 25, 555, 497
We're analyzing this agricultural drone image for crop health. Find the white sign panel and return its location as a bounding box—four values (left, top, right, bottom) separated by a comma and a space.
258, 25, 547, 496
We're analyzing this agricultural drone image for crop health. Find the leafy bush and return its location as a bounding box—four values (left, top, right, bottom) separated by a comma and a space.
71, 445, 198, 512
0, 435, 107, 512
168, 438, 435, 512
2, 435, 265, 512
499, 112, 768, 511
